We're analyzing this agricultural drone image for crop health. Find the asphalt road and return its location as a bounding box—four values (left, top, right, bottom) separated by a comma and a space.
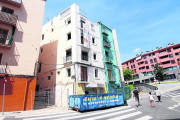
128, 88, 180, 120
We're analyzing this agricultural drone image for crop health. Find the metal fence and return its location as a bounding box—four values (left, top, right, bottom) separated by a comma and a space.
115, 87, 131, 102
33, 91, 56, 110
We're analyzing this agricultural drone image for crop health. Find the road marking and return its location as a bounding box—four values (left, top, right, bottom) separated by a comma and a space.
16, 111, 75, 118
24, 106, 131, 120
135, 115, 153, 120
61, 108, 132, 120
108, 111, 142, 120
80, 108, 136, 120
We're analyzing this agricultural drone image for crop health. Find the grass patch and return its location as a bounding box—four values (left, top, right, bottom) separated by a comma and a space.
126, 84, 134, 91
151, 81, 180, 85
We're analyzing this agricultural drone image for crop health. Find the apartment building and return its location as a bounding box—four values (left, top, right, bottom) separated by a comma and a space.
98, 22, 122, 93
0, 0, 46, 112
37, 4, 105, 108
122, 43, 180, 84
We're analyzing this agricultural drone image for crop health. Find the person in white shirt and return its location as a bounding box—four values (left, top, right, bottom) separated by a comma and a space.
149, 92, 155, 107
155, 88, 161, 102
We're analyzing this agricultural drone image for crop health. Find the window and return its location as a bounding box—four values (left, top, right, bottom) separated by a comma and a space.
131, 65, 133, 69
152, 53, 155, 57
127, 67, 129, 69
67, 18, 71, 25
93, 53, 97, 60
162, 61, 170, 65
169, 54, 173, 58
132, 60, 134, 63
149, 54, 152, 58
150, 59, 153, 63
154, 58, 157, 63
67, 32, 71, 40
143, 56, 147, 59
0, 54, 2, 64
1, 7, 14, 14
42, 34, 44, 40
38, 62, 42, 73
145, 61, 148, 64
80, 20, 85, 28
147, 71, 152, 75
151, 65, 154, 69
40, 48, 43, 53
146, 66, 149, 69
175, 52, 180, 56
91, 24, 94, 30
51, 28, 54, 32
81, 51, 88, 61
134, 69, 136, 73
159, 50, 166, 54
167, 48, 171, 52
171, 60, 175, 64
46, 76, 51, 80
143, 72, 147, 76
0, 28, 8, 44
133, 64, 135, 68
160, 55, 168, 59
95, 69, 98, 77
67, 68, 71, 77
92, 37, 95, 44
173, 46, 180, 50
105, 51, 108, 57
81, 30, 83, 44
126, 62, 128, 66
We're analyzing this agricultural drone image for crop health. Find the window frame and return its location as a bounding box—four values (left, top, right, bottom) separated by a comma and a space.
95, 68, 98, 78
67, 32, 71, 40
66, 68, 71, 77
46, 76, 51, 80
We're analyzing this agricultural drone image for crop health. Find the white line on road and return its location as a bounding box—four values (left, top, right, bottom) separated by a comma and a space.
80, 108, 136, 120
108, 111, 142, 120
135, 115, 153, 120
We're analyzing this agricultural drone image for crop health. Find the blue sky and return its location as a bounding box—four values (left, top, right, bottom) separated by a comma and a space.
43, 0, 180, 63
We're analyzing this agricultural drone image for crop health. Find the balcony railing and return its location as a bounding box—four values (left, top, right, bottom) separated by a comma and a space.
77, 73, 94, 83
0, 34, 13, 48
105, 57, 112, 64
63, 56, 72, 64
109, 75, 116, 82
0, 11, 18, 26
0, 0, 22, 7
103, 40, 110, 48
0, 62, 8, 74
81, 55, 90, 64
102, 29, 108, 36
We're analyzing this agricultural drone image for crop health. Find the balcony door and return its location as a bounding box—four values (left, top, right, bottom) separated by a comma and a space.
81, 66, 87, 81
66, 49, 72, 62
108, 70, 113, 81
81, 51, 88, 61
0, 29, 8, 44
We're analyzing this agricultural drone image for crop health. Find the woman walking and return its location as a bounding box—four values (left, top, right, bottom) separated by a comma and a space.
149, 92, 155, 108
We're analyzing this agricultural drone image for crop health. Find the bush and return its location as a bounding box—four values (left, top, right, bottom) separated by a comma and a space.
126, 84, 134, 91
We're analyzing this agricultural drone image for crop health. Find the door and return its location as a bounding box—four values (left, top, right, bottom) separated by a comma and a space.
81, 66, 87, 81
108, 70, 113, 81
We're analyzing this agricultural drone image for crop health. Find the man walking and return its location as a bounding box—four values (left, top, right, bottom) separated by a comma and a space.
155, 87, 161, 102
133, 87, 140, 107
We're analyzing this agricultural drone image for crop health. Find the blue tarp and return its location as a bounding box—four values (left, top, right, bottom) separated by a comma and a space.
69, 93, 124, 111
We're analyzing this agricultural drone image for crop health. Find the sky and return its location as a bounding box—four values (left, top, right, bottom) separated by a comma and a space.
43, 0, 180, 63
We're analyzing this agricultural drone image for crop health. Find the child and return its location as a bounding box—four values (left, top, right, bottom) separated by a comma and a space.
149, 92, 155, 107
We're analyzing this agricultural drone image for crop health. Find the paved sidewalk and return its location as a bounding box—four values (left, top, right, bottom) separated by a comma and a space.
0, 106, 70, 117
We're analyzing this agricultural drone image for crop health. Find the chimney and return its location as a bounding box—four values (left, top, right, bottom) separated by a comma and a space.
146, 51, 149, 53
156, 47, 159, 50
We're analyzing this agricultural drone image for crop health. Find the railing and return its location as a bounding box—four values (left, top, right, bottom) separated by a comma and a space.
77, 73, 94, 83
0, 62, 8, 74
81, 55, 88, 61
103, 40, 110, 48
63, 56, 72, 64
102, 29, 108, 36
105, 57, 112, 64
0, 11, 18, 25
0, 34, 13, 46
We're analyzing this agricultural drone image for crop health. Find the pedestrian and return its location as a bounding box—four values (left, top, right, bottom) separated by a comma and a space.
155, 87, 161, 102
149, 92, 155, 108
133, 87, 140, 107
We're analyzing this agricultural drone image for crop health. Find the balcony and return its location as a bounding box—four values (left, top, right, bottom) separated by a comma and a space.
0, 34, 13, 49
0, 11, 18, 26
102, 29, 108, 36
0, 62, 7, 77
160, 57, 174, 63
81, 55, 90, 64
109, 76, 116, 82
0, 0, 22, 8
103, 40, 110, 48
63, 56, 72, 64
158, 52, 169, 57
105, 57, 112, 64
77, 73, 94, 83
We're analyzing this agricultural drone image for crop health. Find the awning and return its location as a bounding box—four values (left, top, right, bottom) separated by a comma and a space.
85, 83, 104, 88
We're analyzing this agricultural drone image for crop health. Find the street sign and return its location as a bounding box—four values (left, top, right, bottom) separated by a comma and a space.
154, 78, 157, 82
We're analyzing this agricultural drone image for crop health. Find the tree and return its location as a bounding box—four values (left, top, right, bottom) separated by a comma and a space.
153, 63, 167, 84
123, 68, 134, 81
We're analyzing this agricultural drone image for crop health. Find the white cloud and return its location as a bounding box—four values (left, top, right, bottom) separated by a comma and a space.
133, 48, 141, 53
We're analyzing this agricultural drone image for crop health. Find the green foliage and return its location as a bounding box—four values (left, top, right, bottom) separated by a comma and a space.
154, 63, 167, 83
126, 84, 134, 91
123, 68, 134, 81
